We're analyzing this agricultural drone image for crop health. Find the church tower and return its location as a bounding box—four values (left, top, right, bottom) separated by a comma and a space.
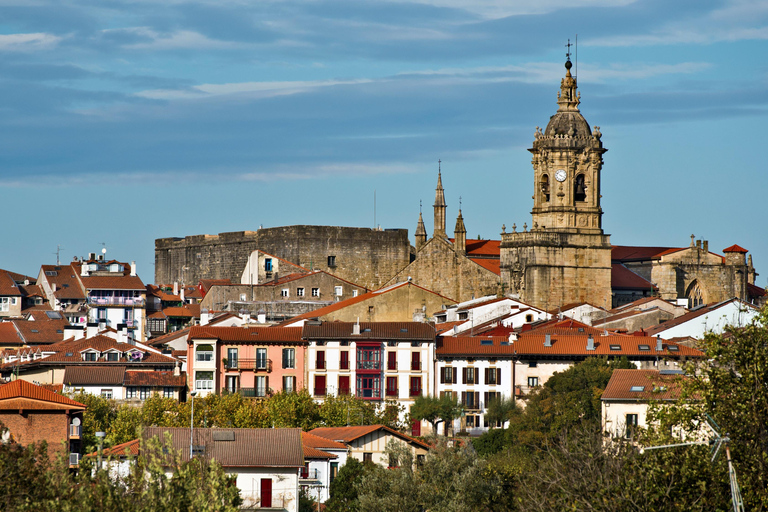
500, 50, 612, 310
433, 162, 447, 239
415, 208, 427, 251
454, 208, 466, 255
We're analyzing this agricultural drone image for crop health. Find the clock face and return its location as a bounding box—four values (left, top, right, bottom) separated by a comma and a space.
555, 169, 567, 182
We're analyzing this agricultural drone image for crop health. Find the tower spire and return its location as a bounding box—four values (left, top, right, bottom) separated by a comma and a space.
415, 200, 427, 251
454, 199, 466, 255
433, 160, 447, 239
557, 44, 580, 112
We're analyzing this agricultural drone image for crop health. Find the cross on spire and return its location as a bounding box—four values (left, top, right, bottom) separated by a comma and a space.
438, 159, 441, 174
565, 39, 572, 60
419, 199, 422, 214
459, 196, 462, 210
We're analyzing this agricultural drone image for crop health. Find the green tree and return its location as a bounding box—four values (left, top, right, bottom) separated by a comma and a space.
319, 393, 378, 427
267, 389, 321, 430
71, 392, 118, 453
484, 396, 518, 428
409, 394, 463, 435
326, 457, 368, 512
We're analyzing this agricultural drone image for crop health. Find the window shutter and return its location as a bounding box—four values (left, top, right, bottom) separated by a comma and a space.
496, 368, 501, 384
484, 392, 489, 405
462, 368, 468, 384
474, 392, 480, 408
452, 369, 457, 384
440, 368, 445, 384
266, 376, 269, 391
484, 368, 489, 384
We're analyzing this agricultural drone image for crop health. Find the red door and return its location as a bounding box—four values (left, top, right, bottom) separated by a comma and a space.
260, 478, 272, 508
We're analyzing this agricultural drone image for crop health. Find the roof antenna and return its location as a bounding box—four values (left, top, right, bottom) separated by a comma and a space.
419, 199, 422, 214
575, 34, 578, 80
53, 244, 63, 265
438, 158, 441, 175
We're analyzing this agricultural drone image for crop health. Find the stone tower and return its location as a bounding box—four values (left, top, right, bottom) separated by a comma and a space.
454, 209, 466, 255
415, 210, 427, 251
499, 55, 613, 310
433, 164, 447, 239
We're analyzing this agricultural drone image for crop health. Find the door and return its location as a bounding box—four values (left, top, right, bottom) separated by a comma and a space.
260, 478, 272, 508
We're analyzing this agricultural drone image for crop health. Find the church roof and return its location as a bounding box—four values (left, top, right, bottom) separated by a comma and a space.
611, 263, 656, 291
723, 244, 748, 253
470, 258, 500, 275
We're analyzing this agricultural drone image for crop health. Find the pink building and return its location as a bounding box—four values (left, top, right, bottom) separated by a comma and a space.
187, 326, 306, 397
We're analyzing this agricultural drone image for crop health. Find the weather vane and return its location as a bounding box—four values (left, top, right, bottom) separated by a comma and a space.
566, 39, 572, 60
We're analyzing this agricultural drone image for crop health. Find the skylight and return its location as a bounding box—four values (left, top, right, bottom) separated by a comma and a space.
638, 344, 650, 351
480, 339, 493, 345
46, 311, 63, 319
609, 345, 621, 350
630, 386, 645, 392
667, 345, 679, 351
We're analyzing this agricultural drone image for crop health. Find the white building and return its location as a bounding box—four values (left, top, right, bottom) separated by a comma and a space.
301, 432, 349, 503
644, 298, 760, 339
435, 296, 550, 335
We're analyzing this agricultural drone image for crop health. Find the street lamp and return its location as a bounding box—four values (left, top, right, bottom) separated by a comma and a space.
190, 391, 197, 459
95, 431, 106, 471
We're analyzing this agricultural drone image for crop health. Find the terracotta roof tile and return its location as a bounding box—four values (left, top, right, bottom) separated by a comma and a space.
309, 425, 431, 450
611, 264, 656, 290
723, 244, 748, 253
450, 238, 501, 257
143, 427, 304, 466
63, 365, 126, 385
0, 270, 23, 296
189, 325, 305, 343
0, 379, 86, 409
643, 299, 758, 336
40, 264, 87, 300
124, 370, 186, 387
13, 318, 70, 345
468, 258, 500, 275
611, 246, 678, 262
303, 321, 435, 341
0, 323, 24, 347
301, 431, 348, 450
601, 369, 687, 401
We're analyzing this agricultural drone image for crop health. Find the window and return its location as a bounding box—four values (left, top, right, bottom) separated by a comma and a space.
330, 462, 339, 484
296, 287, 305, 297
253, 375, 267, 397
256, 348, 268, 370
195, 371, 214, 391
282, 348, 295, 369
357, 347, 382, 370
461, 391, 480, 409
240, 293, 247, 301
386, 376, 398, 397
163, 387, 175, 398
106, 352, 119, 362
338, 375, 350, 396
409, 376, 422, 397
638, 344, 651, 351
574, 173, 587, 202
196, 344, 214, 362
630, 386, 645, 392
101, 389, 112, 399
264, 258, 272, 272
334, 286, 343, 296
340, 351, 349, 370
528, 376, 539, 387
363, 452, 373, 463
440, 367, 457, 384
83, 352, 98, 361
466, 415, 480, 428
353, 290, 359, 297
626, 413, 639, 439
314, 375, 326, 396
311, 288, 320, 297
411, 351, 421, 371
327, 255, 336, 267
225, 375, 239, 393
283, 376, 296, 393
281, 289, 289, 297
610, 345, 621, 351
541, 174, 550, 202
316, 350, 325, 370
126, 386, 137, 398
356, 375, 381, 399
0, 298, 8, 312
485, 368, 501, 385
528, 361, 538, 368
98, 307, 107, 320
139, 387, 151, 400
462, 367, 478, 385
485, 391, 501, 409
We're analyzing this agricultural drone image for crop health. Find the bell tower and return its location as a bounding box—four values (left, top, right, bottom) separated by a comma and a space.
530, 52, 606, 234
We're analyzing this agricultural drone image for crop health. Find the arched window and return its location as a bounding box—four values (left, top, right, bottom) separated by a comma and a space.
196, 344, 214, 362
686, 281, 705, 309
540, 175, 550, 202
574, 174, 586, 202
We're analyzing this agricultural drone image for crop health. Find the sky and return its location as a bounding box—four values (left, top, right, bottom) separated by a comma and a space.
1, 0, 767, 287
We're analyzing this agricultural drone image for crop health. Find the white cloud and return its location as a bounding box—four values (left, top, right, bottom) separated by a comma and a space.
105, 27, 239, 50
382, 0, 636, 18
0, 33, 62, 51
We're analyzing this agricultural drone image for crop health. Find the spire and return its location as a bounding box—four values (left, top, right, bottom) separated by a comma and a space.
415, 201, 427, 251
433, 160, 447, 239
454, 203, 466, 255
557, 41, 580, 113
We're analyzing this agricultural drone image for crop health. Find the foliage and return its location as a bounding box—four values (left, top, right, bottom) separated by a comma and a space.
318, 393, 378, 427
298, 487, 318, 512
484, 396, 519, 428
267, 389, 322, 429
472, 428, 507, 457
326, 457, 368, 512
409, 394, 463, 434
71, 392, 118, 452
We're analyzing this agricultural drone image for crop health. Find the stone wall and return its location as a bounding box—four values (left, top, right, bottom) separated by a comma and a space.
155, 225, 411, 290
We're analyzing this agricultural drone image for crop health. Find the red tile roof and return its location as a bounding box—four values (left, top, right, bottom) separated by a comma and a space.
143, 427, 304, 466
612, 245, 677, 262
456, 238, 501, 257
611, 264, 655, 290
63, 365, 126, 385
469, 258, 500, 275
0, 270, 23, 296
723, 244, 748, 253
302, 321, 435, 341
189, 326, 305, 343
39, 264, 87, 300
309, 425, 431, 450
301, 431, 348, 450
747, 283, 766, 298
198, 279, 232, 294
80, 275, 145, 291
601, 369, 687, 401
437, 336, 516, 356
124, 370, 186, 387
514, 333, 703, 358
0, 323, 24, 347
0, 380, 86, 409
12, 318, 70, 345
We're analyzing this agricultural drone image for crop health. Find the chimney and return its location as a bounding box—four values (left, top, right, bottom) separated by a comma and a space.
702, 241, 708, 253
352, 318, 361, 335
180, 287, 185, 303
98, 319, 107, 332
52, 283, 57, 293
587, 334, 595, 351
257, 310, 266, 324
544, 334, 552, 347
656, 335, 663, 352
130, 261, 137, 277
81, 262, 88, 277
86, 322, 98, 339
173, 361, 181, 377
240, 310, 251, 323
200, 308, 210, 326
63, 325, 83, 341
117, 323, 127, 344
173, 281, 179, 295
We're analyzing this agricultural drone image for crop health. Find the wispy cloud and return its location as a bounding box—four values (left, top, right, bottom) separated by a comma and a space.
136, 78, 376, 100
0, 32, 62, 51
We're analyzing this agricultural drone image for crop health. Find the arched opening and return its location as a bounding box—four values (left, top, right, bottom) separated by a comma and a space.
196, 344, 214, 362
574, 174, 586, 202
540, 174, 550, 202
686, 281, 706, 309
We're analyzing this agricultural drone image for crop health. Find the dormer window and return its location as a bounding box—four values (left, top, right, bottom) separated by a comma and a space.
106, 352, 120, 362
83, 352, 98, 361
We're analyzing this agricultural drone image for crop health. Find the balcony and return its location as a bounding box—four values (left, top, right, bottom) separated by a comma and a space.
386, 388, 398, 397
238, 387, 268, 398
314, 387, 327, 397
409, 388, 422, 397
232, 359, 272, 372
69, 453, 80, 467
69, 425, 81, 438
410, 361, 421, 371
300, 468, 320, 481
88, 297, 145, 307
338, 387, 351, 396
357, 361, 381, 371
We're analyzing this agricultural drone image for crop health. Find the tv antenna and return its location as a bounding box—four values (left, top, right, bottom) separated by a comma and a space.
53, 245, 63, 265
642, 414, 744, 512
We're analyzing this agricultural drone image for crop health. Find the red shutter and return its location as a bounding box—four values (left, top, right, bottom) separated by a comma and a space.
411, 420, 421, 437
411, 351, 420, 371
260, 479, 272, 508
338, 375, 350, 395
316, 350, 325, 370
387, 351, 396, 370
314, 375, 326, 396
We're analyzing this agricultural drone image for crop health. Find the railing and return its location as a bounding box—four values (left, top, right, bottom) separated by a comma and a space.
409, 388, 422, 397
232, 359, 272, 372
316, 360, 326, 370
88, 297, 145, 307
69, 453, 80, 466
314, 387, 327, 397
411, 361, 421, 371
238, 387, 268, 398
338, 387, 351, 396
300, 468, 320, 480
386, 388, 398, 397
69, 425, 81, 438
357, 361, 381, 370
340, 360, 349, 370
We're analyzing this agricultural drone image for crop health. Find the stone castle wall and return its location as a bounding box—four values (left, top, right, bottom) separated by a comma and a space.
155, 226, 411, 290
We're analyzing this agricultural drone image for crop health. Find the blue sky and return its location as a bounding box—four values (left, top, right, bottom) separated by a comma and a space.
1, 0, 767, 287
